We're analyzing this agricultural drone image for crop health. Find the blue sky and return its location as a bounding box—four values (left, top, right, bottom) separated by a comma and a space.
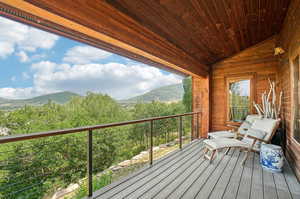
0, 16, 182, 100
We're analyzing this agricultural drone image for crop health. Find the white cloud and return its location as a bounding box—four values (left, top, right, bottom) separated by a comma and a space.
22, 72, 30, 80
0, 61, 182, 99
0, 87, 35, 99
63, 45, 112, 64
0, 16, 59, 59
0, 41, 14, 58
0, 18, 182, 100
16, 51, 29, 62
31, 53, 47, 61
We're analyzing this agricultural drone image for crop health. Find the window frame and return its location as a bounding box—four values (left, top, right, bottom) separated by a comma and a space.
291, 54, 300, 144
224, 73, 256, 125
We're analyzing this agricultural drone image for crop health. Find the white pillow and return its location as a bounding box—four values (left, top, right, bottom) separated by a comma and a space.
251, 118, 279, 141
245, 114, 263, 124
238, 121, 251, 135
241, 128, 267, 150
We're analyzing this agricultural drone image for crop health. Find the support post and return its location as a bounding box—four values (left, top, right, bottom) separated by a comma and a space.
150, 120, 153, 165
196, 112, 200, 140
179, 116, 183, 149
87, 130, 93, 197
192, 76, 210, 138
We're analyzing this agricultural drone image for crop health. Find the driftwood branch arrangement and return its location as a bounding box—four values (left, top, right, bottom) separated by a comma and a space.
253, 79, 283, 119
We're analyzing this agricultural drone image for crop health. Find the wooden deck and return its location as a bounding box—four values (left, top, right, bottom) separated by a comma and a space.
92, 139, 300, 199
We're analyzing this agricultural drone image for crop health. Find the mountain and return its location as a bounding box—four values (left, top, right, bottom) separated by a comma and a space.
119, 83, 184, 104
0, 97, 8, 103
0, 91, 80, 110
25, 92, 80, 105
0, 83, 184, 110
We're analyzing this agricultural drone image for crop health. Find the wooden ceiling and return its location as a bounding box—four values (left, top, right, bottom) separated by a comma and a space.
106, 0, 290, 65
0, 0, 290, 77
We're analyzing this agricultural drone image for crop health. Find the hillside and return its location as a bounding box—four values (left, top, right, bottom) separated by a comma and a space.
0, 91, 80, 110
0, 83, 184, 110
119, 83, 183, 104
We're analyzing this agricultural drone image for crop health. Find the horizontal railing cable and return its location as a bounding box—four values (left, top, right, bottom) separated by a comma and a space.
0, 112, 199, 144
0, 112, 201, 198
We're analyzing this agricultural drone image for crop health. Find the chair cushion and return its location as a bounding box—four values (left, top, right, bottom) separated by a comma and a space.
251, 118, 280, 141
203, 138, 250, 149
241, 128, 267, 150
238, 121, 251, 135
245, 114, 262, 124
208, 131, 235, 139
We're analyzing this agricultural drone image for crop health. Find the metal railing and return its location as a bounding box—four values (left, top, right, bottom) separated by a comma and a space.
0, 112, 200, 198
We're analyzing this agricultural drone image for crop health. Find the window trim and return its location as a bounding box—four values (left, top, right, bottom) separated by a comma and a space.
224, 73, 256, 125
291, 54, 300, 144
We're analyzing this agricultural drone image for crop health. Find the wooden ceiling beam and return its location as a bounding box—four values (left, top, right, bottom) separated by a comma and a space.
0, 0, 209, 77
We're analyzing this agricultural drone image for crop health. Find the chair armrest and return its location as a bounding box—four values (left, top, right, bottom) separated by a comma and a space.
246, 135, 267, 143
226, 124, 240, 130
234, 132, 245, 139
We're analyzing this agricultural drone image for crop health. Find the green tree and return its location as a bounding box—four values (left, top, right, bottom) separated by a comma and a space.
182, 77, 192, 112
0, 92, 187, 199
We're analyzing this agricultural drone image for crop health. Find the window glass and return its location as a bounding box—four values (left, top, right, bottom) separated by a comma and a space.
293, 56, 300, 142
228, 80, 250, 122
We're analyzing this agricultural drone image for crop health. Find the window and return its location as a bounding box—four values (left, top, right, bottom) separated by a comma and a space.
226, 76, 253, 123
293, 56, 300, 142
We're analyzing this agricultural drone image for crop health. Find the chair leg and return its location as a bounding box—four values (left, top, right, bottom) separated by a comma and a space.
204, 146, 210, 159
204, 147, 209, 157
209, 150, 217, 164
225, 147, 231, 155
241, 149, 250, 165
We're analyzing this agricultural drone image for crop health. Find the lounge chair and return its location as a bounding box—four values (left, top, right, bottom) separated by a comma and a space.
208, 114, 262, 139
203, 118, 281, 165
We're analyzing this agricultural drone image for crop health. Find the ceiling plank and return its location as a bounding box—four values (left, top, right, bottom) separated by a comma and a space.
0, 0, 209, 77
0, 0, 290, 71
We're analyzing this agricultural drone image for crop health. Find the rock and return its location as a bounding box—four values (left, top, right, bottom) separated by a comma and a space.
166, 142, 176, 147
159, 144, 168, 148
118, 160, 131, 167
132, 154, 144, 160
51, 183, 79, 199
0, 127, 10, 136
140, 151, 148, 155
153, 146, 160, 151
110, 165, 122, 171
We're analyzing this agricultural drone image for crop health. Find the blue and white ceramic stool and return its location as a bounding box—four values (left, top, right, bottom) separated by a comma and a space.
260, 144, 284, 173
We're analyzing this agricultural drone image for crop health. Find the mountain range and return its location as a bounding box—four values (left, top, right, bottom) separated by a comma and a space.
119, 83, 183, 104
0, 91, 79, 110
0, 83, 184, 110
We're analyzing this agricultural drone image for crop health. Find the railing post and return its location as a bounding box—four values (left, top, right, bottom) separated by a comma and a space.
179, 116, 183, 149
196, 112, 200, 140
150, 120, 153, 166
87, 130, 93, 197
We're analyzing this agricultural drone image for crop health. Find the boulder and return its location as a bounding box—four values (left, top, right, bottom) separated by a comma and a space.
118, 160, 131, 167
132, 154, 144, 160
110, 165, 122, 171
140, 151, 148, 155
0, 127, 10, 136
153, 146, 160, 151
51, 183, 79, 199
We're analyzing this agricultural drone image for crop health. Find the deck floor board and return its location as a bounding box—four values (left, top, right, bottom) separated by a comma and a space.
92, 139, 299, 199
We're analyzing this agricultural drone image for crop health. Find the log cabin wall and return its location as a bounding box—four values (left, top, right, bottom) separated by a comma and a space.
211, 37, 279, 131
277, 0, 300, 179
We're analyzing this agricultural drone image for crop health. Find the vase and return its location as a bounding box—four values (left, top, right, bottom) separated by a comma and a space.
260, 144, 284, 173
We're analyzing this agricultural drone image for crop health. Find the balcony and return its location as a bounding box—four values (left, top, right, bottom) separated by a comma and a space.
0, 0, 300, 198
93, 139, 300, 199
0, 112, 299, 199
0, 113, 199, 198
